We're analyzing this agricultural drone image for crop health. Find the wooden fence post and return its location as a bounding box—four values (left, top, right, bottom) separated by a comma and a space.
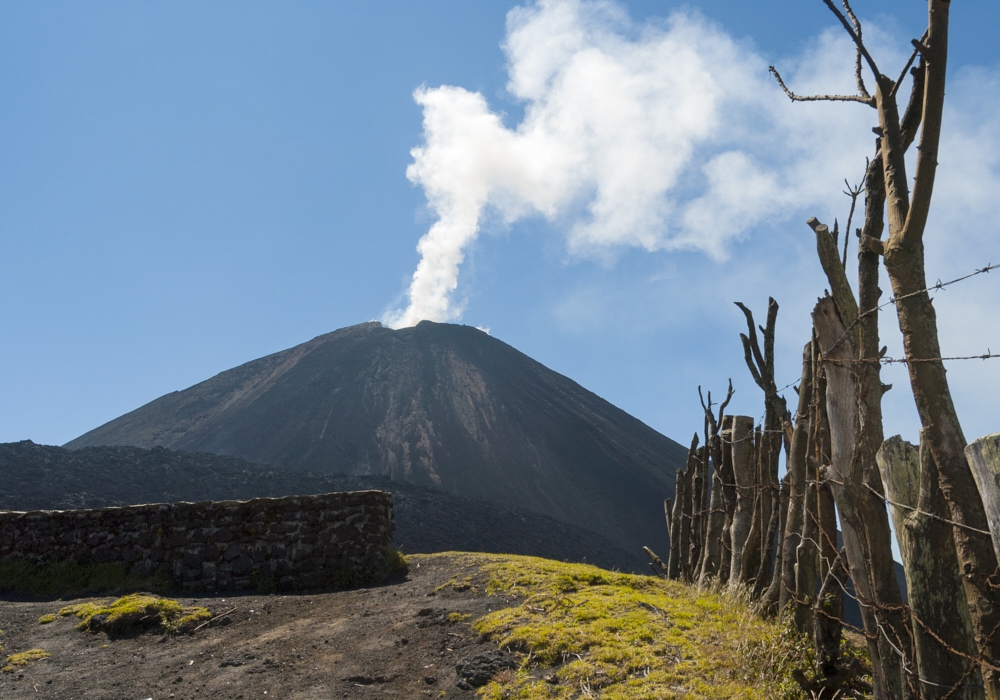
813, 294, 912, 700
729, 415, 757, 589
878, 434, 981, 699
780, 340, 815, 618
966, 432, 1000, 565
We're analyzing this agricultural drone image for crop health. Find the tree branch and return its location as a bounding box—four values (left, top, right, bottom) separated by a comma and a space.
842, 173, 865, 267
735, 302, 767, 382
764, 298, 778, 384
899, 59, 926, 152
739, 333, 765, 390
841, 0, 872, 99
718, 379, 734, 423
821, 0, 882, 81
770, 66, 875, 106
899, 1, 949, 249
888, 29, 927, 100
806, 217, 859, 331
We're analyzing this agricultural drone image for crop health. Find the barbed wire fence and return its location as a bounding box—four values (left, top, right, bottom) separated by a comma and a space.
654, 259, 999, 697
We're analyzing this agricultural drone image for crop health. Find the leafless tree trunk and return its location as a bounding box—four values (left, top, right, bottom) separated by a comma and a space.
778, 1, 1000, 690
735, 300, 790, 597
741, 427, 764, 588
779, 340, 814, 620
878, 434, 982, 698
810, 351, 845, 685
813, 296, 913, 700
795, 459, 820, 636
718, 415, 738, 585
689, 444, 707, 578
760, 473, 790, 615
729, 415, 758, 590
815, 546, 847, 686
697, 383, 734, 586
680, 435, 702, 582
667, 467, 685, 580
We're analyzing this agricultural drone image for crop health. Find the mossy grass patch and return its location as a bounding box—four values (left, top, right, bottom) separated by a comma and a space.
416, 553, 849, 700
384, 545, 407, 574
2, 649, 50, 673
57, 593, 211, 635
0, 558, 171, 598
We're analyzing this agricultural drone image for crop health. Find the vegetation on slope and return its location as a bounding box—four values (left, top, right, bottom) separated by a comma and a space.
2, 649, 50, 674
57, 594, 211, 634
427, 553, 868, 699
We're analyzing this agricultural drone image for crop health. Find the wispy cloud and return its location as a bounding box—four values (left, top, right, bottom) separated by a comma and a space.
383, 0, 893, 328
384, 0, 1000, 445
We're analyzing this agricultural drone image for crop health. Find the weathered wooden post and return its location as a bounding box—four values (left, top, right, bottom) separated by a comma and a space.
695, 383, 733, 586
878, 434, 982, 699
813, 294, 912, 700
812, 356, 843, 682
666, 466, 686, 580
780, 340, 815, 618
688, 443, 707, 578
794, 464, 819, 635
814, 546, 846, 684
966, 432, 1000, 565
761, 472, 790, 613
728, 415, 757, 589
718, 415, 737, 585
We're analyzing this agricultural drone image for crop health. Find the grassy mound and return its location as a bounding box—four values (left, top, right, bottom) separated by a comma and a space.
2, 649, 50, 673
57, 594, 211, 634
427, 553, 849, 700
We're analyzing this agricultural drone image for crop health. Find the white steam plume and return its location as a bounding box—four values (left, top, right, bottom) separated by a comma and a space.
384, 0, 879, 328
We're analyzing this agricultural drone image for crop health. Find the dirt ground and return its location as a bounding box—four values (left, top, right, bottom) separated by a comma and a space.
0, 553, 521, 700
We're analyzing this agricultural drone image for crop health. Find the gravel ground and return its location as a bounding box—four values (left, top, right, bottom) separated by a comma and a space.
0, 553, 520, 700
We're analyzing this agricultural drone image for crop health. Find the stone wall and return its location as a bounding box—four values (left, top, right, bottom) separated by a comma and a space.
0, 491, 394, 592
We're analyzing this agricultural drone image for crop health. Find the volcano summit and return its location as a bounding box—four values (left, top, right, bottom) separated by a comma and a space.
67, 321, 686, 557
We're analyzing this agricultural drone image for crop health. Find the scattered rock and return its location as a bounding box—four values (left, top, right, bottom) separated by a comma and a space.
455, 651, 517, 689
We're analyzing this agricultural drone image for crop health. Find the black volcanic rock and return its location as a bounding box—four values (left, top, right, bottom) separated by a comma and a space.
0, 441, 644, 572
66, 321, 687, 557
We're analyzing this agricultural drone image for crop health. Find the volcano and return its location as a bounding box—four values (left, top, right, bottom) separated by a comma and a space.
67, 321, 687, 557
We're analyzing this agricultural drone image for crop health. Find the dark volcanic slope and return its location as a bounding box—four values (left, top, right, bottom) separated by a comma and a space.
0, 441, 643, 572
66, 321, 687, 557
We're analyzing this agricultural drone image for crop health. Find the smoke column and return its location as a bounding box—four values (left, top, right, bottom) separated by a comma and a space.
384, 0, 877, 328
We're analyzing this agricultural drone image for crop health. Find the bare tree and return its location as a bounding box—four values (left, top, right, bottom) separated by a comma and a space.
697, 382, 734, 584
734, 299, 790, 597
774, 0, 1000, 694
779, 341, 814, 622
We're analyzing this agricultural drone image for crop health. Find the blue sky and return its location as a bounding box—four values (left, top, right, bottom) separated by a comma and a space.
2, 0, 999, 455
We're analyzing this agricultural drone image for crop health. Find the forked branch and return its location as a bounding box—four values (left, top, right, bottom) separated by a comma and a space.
769, 66, 875, 106
841, 0, 871, 99
821, 0, 882, 82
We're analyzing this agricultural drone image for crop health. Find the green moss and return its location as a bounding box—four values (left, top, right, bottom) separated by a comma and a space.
0, 558, 171, 597
412, 553, 831, 700
57, 593, 210, 634
37, 614, 55, 624
448, 612, 471, 623
2, 649, 50, 673
385, 545, 407, 574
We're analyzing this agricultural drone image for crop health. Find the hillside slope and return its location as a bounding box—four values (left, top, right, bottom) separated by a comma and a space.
0, 441, 643, 572
65, 321, 687, 556
0, 553, 828, 699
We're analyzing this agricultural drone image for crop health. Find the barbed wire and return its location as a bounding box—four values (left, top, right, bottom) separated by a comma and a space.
824, 351, 998, 365
823, 261, 998, 360
672, 260, 1000, 695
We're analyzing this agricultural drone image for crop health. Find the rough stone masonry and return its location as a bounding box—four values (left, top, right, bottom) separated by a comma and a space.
0, 491, 394, 592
